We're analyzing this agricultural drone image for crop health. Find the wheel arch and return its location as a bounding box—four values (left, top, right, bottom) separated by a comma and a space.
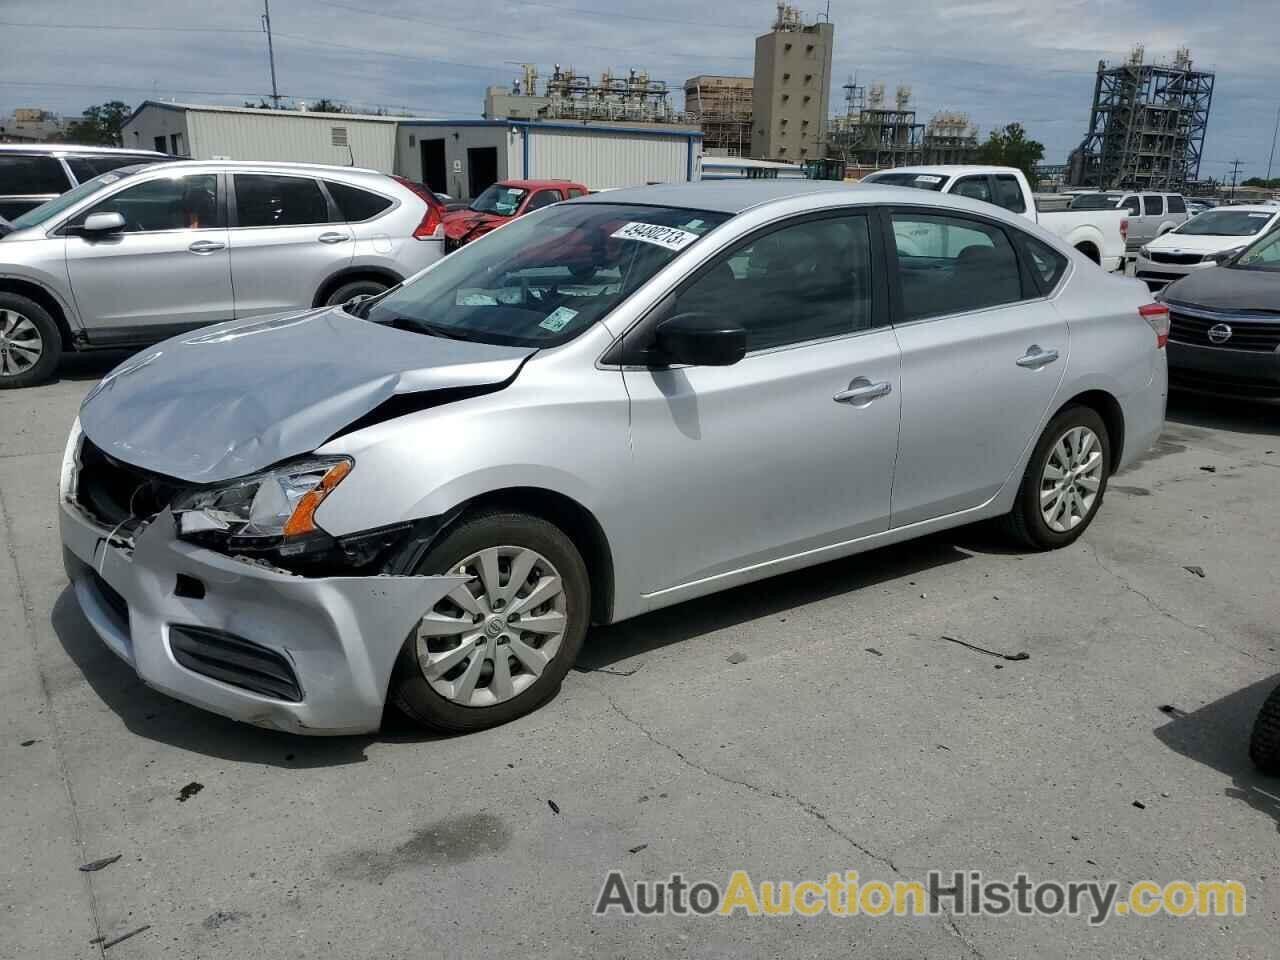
1074, 240, 1101, 265
0, 277, 76, 349
1054, 389, 1124, 474
312, 266, 404, 308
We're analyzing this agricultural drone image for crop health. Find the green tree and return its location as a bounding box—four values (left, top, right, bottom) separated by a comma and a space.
62, 101, 132, 146
1242, 177, 1280, 189
976, 122, 1045, 183
308, 98, 345, 114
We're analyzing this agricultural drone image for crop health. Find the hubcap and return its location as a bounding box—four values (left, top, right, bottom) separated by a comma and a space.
0, 309, 44, 378
1040, 425, 1104, 533
415, 546, 567, 708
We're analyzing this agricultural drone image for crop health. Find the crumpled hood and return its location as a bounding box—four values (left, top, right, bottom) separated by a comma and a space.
1164, 267, 1280, 313
444, 209, 505, 242
79, 307, 535, 484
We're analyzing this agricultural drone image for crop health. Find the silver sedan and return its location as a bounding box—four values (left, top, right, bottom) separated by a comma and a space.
61, 181, 1168, 735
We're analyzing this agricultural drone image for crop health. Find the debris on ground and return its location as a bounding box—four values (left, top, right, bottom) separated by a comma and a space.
864, 647, 883, 657
1132, 800, 1146, 810
20, 739, 38, 747
79, 854, 122, 873
726, 652, 747, 664
1158, 704, 1187, 718
627, 843, 648, 854
547, 799, 560, 815
939, 635, 1030, 662
936, 744, 951, 751
202, 911, 242, 930
94, 925, 151, 950
177, 782, 204, 803
585, 663, 643, 677
1183, 565, 1205, 578
1199, 465, 1217, 473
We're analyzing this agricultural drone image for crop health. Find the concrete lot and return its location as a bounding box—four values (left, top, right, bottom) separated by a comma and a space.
3, 352, 1278, 959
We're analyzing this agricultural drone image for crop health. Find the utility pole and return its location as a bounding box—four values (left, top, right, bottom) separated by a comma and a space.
261, 0, 281, 108
1228, 158, 1244, 200
1267, 105, 1279, 183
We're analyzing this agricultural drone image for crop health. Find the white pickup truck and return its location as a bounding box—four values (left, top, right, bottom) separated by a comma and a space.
861, 165, 1128, 273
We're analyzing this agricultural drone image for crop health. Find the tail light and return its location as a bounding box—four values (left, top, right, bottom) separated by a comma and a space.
393, 176, 444, 240
1139, 302, 1169, 349
1120, 218, 1128, 243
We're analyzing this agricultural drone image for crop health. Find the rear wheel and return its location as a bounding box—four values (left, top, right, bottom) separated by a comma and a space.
325, 279, 389, 307
0, 294, 61, 389
1003, 405, 1110, 549
390, 509, 590, 733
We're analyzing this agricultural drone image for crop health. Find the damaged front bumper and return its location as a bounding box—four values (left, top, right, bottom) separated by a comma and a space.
60, 499, 466, 735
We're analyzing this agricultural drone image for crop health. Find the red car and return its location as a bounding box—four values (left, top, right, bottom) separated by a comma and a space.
443, 179, 589, 251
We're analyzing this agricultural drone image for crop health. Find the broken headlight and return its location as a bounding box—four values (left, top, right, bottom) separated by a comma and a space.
172, 457, 352, 554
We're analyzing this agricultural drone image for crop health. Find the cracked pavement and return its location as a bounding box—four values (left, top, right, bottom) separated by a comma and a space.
3, 357, 1279, 959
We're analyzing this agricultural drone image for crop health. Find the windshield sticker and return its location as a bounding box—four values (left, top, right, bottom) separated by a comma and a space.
611, 222, 700, 252
559, 283, 622, 297
913, 175, 944, 184
539, 306, 579, 332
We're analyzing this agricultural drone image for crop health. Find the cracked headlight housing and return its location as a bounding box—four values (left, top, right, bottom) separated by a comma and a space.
173, 457, 352, 554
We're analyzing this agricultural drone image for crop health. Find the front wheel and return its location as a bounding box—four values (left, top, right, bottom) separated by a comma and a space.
390, 509, 590, 733
325, 279, 389, 307
0, 294, 61, 389
1003, 405, 1110, 549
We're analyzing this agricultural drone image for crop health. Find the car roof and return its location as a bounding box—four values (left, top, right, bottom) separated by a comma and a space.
866, 165, 1021, 178
577, 179, 898, 214
498, 179, 586, 190
132, 158, 384, 177
0, 143, 168, 157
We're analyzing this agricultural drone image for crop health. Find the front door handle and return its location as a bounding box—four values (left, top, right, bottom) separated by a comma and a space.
187, 240, 225, 254
833, 377, 893, 405
318, 232, 350, 244
1016, 345, 1060, 369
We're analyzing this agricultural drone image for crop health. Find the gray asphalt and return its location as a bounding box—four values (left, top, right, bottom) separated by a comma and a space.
3, 353, 1278, 959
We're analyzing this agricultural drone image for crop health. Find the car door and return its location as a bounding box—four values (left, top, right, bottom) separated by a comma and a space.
1143, 194, 1167, 240
887, 208, 1068, 526
227, 172, 353, 318
63, 170, 234, 338
621, 210, 901, 595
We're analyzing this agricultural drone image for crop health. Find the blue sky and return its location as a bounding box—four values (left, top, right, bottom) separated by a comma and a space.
2, 0, 1277, 182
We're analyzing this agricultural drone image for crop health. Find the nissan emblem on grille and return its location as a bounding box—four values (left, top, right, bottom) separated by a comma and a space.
1207, 323, 1233, 345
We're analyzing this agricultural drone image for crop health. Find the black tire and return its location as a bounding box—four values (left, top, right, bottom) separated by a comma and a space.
1003, 405, 1111, 550
1249, 684, 1280, 775
0, 293, 62, 389
324, 279, 389, 307
390, 509, 590, 734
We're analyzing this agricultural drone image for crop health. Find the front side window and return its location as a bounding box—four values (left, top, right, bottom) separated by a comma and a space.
1235, 230, 1280, 272
524, 190, 562, 213
567, 188, 586, 199
674, 214, 876, 352
0, 154, 70, 195
234, 174, 329, 228
891, 213, 1023, 320
1143, 195, 1164, 216
993, 175, 1027, 213
469, 183, 527, 217
366, 203, 729, 347
952, 176, 992, 204
80, 173, 220, 232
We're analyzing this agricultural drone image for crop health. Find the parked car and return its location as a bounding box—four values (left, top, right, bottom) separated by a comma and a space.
1067, 190, 1189, 252
443, 179, 589, 251
1160, 226, 1280, 395
1185, 200, 1213, 217
861, 166, 1128, 272
0, 160, 446, 387
60, 180, 1166, 735
0, 143, 168, 221
1136, 205, 1280, 291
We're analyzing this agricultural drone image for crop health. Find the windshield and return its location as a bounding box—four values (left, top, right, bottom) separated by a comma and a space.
8, 167, 141, 231
1175, 210, 1277, 237
1232, 229, 1280, 272
864, 172, 949, 192
1068, 193, 1124, 210
367, 203, 730, 347
469, 184, 528, 217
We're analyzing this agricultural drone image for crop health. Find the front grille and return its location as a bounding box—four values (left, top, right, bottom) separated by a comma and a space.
1150, 252, 1205, 265
169, 625, 303, 702
1169, 311, 1280, 353
77, 439, 186, 527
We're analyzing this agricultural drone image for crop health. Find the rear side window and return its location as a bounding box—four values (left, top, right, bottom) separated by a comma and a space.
993, 175, 1027, 213
234, 174, 329, 227
952, 176, 992, 204
1167, 195, 1186, 214
0, 154, 70, 195
1021, 234, 1069, 293
65, 155, 150, 183
890, 213, 1024, 321
325, 180, 393, 222
1142, 195, 1163, 216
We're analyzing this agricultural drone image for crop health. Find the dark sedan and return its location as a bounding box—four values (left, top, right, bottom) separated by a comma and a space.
1161, 226, 1280, 396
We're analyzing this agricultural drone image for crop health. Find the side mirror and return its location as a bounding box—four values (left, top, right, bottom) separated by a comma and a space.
654, 312, 747, 367
81, 212, 126, 234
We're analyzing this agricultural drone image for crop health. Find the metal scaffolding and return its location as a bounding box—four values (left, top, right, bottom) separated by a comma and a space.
685, 75, 753, 157
827, 80, 925, 169
1070, 46, 1214, 190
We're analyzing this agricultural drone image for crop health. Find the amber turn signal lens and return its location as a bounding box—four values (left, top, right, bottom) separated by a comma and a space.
282, 460, 352, 538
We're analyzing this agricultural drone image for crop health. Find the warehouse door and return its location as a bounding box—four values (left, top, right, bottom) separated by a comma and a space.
467, 147, 498, 200
420, 138, 446, 194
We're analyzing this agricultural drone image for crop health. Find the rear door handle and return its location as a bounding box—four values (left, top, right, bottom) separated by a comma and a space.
318, 232, 350, 244
187, 240, 225, 254
1016, 345, 1059, 369
833, 377, 893, 405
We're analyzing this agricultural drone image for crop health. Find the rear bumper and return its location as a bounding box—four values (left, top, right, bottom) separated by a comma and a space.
60, 500, 466, 735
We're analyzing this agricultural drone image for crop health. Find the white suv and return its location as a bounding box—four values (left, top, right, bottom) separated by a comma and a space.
0, 160, 446, 387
